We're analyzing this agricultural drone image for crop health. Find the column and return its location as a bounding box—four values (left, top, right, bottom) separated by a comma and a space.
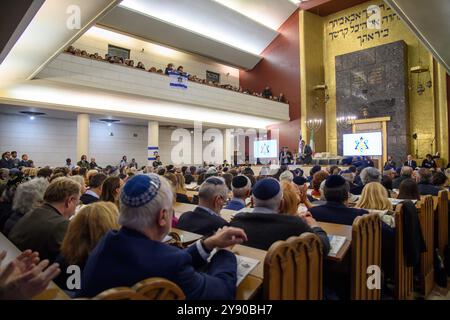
223, 129, 233, 165
77, 114, 90, 160
148, 121, 159, 166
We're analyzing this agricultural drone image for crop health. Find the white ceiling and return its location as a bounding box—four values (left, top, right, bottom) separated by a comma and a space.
213, 0, 299, 31
0, 0, 121, 86
385, 0, 450, 74
99, 0, 298, 69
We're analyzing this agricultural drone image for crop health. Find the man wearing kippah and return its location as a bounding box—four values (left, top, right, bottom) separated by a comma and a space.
230, 178, 330, 253
225, 175, 251, 211
177, 177, 229, 235
309, 175, 368, 225
78, 174, 247, 299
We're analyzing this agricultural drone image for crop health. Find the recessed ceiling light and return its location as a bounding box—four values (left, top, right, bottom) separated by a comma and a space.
100, 119, 120, 126
20, 111, 46, 120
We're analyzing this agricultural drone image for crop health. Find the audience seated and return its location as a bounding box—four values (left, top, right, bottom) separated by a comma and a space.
397, 178, 421, 200
311, 171, 329, 198
177, 177, 229, 235
280, 180, 300, 215
100, 176, 122, 208
54, 202, 119, 294
421, 154, 437, 169
310, 175, 368, 225
355, 182, 393, 212
8, 178, 81, 262
431, 171, 448, 188
230, 178, 330, 253
404, 154, 417, 169
64, 46, 289, 103
78, 174, 247, 299
393, 166, 413, 189
80, 173, 107, 205
225, 175, 251, 211
3, 178, 49, 236
416, 168, 441, 196
350, 167, 381, 195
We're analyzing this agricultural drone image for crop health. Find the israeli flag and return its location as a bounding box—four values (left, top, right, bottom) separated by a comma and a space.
168, 71, 188, 89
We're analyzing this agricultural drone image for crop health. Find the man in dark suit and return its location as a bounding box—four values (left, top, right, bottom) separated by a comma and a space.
416, 168, 441, 196
78, 174, 247, 299
384, 156, 396, 169
80, 173, 107, 205
279, 146, 293, 165
393, 166, 413, 189
230, 178, 330, 253
310, 175, 368, 226
8, 178, 81, 262
404, 154, 417, 169
0, 152, 13, 169
177, 177, 229, 235
301, 140, 313, 165
18, 154, 32, 168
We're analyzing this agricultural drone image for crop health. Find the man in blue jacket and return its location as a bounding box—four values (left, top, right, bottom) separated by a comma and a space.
78, 174, 247, 299
225, 175, 251, 211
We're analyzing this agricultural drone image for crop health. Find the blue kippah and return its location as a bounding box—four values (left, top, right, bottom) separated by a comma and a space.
293, 176, 308, 186
252, 178, 280, 200
325, 175, 346, 188
120, 174, 161, 208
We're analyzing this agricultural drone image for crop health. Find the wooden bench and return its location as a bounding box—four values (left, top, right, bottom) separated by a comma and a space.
417, 196, 435, 296
394, 203, 414, 300
263, 233, 323, 300
434, 190, 448, 259
351, 213, 382, 300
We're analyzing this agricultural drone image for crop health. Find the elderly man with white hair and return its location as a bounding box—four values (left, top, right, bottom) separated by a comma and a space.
178, 176, 230, 235
224, 175, 251, 211
230, 178, 330, 253
350, 167, 381, 195
3, 178, 49, 236
78, 174, 247, 299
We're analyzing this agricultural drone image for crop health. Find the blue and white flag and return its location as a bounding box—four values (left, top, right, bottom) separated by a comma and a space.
168, 71, 188, 89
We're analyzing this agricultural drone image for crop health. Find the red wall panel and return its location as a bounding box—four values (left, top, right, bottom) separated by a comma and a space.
239, 10, 301, 152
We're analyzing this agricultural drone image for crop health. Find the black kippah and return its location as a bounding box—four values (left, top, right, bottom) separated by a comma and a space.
325, 175, 346, 188
293, 176, 308, 186
232, 175, 248, 189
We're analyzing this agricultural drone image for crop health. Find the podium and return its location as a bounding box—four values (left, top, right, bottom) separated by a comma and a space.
351, 117, 391, 171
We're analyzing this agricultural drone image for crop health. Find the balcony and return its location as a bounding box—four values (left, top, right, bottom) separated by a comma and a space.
36, 53, 290, 122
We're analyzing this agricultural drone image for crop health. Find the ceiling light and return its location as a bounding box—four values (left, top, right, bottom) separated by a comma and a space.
100, 119, 120, 126
20, 111, 46, 120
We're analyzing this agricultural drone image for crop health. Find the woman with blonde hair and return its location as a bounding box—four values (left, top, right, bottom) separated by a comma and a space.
165, 172, 191, 204
280, 180, 300, 216
355, 182, 393, 211
54, 201, 119, 294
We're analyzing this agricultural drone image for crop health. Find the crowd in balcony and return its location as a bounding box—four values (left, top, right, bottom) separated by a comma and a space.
64, 46, 289, 104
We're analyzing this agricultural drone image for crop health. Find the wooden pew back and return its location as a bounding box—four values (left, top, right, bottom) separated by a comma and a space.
417, 195, 434, 296
263, 233, 323, 300
394, 204, 414, 299
351, 213, 381, 300
435, 190, 449, 258
132, 277, 185, 300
